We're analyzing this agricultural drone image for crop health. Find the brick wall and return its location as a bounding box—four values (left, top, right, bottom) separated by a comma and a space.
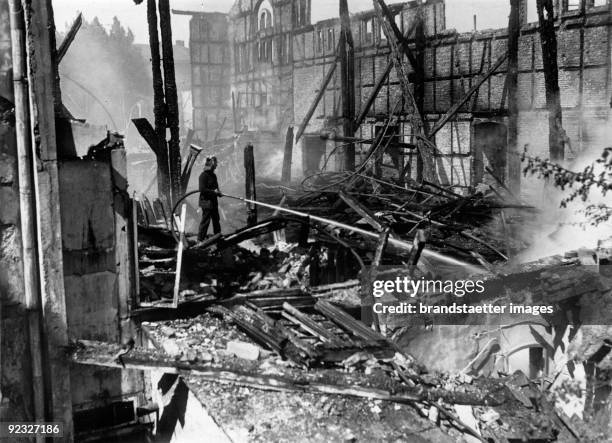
189, 0, 611, 194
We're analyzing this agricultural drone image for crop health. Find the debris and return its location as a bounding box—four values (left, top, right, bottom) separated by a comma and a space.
227, 340, 260, 361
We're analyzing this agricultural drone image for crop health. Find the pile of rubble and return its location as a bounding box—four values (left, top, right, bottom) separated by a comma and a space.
119, 168, 612, 441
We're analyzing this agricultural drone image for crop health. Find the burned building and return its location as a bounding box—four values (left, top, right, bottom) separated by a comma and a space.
184, 0, 611, 195
3, 0, 612, 441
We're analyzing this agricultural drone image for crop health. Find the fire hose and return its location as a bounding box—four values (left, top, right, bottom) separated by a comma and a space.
170, 190, 478, 270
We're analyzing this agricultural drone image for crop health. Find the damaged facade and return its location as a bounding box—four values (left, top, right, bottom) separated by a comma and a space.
187, 0, 612, 196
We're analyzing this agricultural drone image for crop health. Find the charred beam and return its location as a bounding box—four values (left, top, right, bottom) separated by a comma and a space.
244, 143, 257, 226
339, 0, 355, 171
146, 0, 170, 203
373, 0, 437, 183
56, 12, 82, 63
281, 126, 294, 182
159, 0, 182, 204
536, 0, 564, 161
507, 0, 521, 195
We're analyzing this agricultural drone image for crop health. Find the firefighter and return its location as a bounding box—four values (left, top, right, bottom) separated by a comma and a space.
198, 156, 222, 240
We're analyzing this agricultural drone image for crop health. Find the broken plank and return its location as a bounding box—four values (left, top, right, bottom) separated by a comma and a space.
315, 300, 384, 344
282, 302, 346, 346
339, 191, 385, 232
172, 203, 187, 308
373, 228, 391, 266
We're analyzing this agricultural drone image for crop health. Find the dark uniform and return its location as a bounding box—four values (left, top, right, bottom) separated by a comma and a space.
198, 169, 221, 240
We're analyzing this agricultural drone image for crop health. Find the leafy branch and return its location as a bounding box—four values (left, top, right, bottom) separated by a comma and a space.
521, 146, 612, 225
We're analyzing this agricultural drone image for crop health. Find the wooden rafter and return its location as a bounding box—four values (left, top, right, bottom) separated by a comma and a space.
373, 0, 437, 183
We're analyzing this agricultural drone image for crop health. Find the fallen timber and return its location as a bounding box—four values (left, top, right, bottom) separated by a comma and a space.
221, 193, 477, 269
70, 339, 510, 407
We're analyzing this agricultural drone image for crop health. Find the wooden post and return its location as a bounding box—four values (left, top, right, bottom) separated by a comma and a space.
232, 91, 239, 133
110, 148, 133, 342
146, 0, 170, 204
414, 10, 427, 182
172, 203, 187, 308
244, 143, 257, 226
536, 0, 564, 161
339, 0, 355, 171
281, 126, 294, 182
22, 0, 73, 436
158, 0, 182, 204
507, 0, 521, 195
131, 197, 140, 308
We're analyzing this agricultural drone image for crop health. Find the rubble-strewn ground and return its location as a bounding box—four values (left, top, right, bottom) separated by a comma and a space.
123, 173, 612, 442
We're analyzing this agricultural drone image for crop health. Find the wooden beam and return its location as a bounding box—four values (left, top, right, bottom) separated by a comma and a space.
536, 0, 564, 161
56, 12, 82, 63
315, 300, 385, 344
413, 9, 427, 182
282, 303, 346, 346
131, 198, 140, 307
172, 204, 187, 308
159, 0, 182, 204
339, 0, 355, 171
146, 0, 170, 203
429, 51, 509, 137
354, 60, 393, 128
507, 0, 521, 196
281, 126, 294, 182
71, 339, 427, 404
374, 0, 437, 183
231, 91, 239, 133
295, 42, 340, 142
110, 148, 133, 340
338, 191, 384, 232
373, 227, 391, 266
244, 144, 257, 226
132, 118, 163, 157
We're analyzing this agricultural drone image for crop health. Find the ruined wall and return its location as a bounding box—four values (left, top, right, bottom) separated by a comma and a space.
291, 0, 611, 194
229, 0, 298, 134
190, 12, 233, 142
58, 157, 145, 415
191, 0, 612, 192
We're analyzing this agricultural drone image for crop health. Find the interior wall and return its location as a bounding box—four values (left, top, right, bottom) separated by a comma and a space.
58, 156, 145, 415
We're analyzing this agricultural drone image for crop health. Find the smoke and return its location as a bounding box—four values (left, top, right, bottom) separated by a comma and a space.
58, 16, 152, 142
514, 124, 612, 263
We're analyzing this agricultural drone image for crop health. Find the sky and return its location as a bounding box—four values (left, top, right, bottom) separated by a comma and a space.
52, 0, 534, 46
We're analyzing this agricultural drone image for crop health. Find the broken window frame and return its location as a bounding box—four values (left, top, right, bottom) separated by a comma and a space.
327, 28, 334, 51
364, 18, 374, 45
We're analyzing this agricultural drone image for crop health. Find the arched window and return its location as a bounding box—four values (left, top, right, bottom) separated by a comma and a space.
259, 10, 271, 29
257, 0, 274, 30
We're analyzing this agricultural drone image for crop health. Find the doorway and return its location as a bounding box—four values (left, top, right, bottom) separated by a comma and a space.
472, 121, 507, 186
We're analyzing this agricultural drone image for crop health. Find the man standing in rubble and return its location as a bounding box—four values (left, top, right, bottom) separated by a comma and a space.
198, 156, 222, 240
